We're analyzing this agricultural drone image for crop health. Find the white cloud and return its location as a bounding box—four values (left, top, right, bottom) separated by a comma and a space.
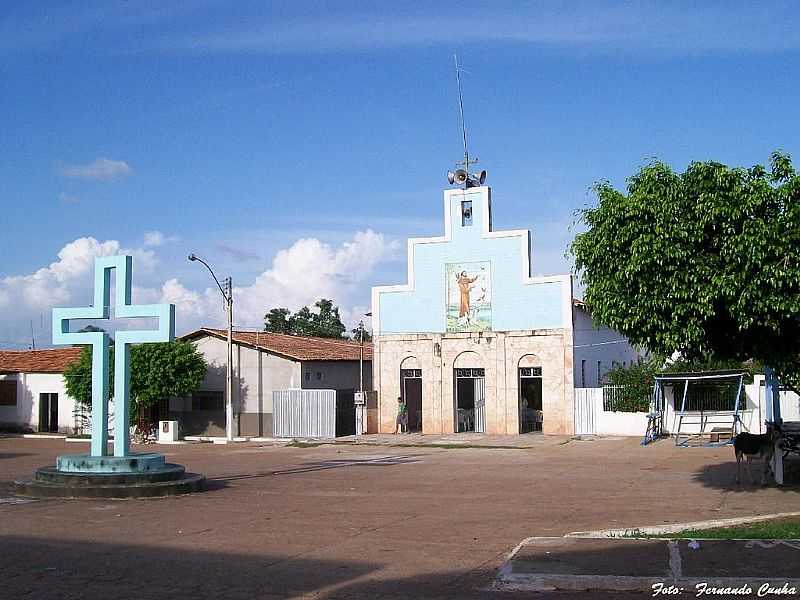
59, 158, 132, 181
0, 237, 155, 315
163, 229, 398, 332
143, 231, 178, 247
0, 229, 395, 345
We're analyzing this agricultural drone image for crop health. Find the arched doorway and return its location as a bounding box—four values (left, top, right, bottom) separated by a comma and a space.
518, 354, 543, 433
400, 356, 422, 433
453, 351, 485, 433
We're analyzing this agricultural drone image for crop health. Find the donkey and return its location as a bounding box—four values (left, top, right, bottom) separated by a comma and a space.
734, 425, 783, 486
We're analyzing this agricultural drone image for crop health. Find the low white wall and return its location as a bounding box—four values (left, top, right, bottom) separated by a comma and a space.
596, 407, 649, 436
577, 376, 799, 438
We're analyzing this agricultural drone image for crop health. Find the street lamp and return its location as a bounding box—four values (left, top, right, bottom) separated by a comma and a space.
188, 253, 234, 442
357, 312, 372, 436
359, 312, 372, 396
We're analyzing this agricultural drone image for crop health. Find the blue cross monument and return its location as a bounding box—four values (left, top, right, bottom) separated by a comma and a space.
52, 255, 175, 460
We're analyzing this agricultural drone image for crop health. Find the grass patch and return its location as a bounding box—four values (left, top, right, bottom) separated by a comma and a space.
285, 440, 325, 448
654, 518, 800, 540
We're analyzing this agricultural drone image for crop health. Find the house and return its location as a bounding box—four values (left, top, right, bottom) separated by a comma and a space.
371, 185, 641, 436
177, 328, 372, 437
0, 347, 82, 433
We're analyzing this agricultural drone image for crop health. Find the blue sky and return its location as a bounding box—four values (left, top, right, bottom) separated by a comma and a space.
1, 1, 799, 346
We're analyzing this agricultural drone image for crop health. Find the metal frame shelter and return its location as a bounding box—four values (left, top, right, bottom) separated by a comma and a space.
642, 370, 746, 447
764, 366, 800, 486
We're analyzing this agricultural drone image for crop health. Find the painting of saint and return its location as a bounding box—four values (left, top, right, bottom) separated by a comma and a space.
446, 261, 491, 332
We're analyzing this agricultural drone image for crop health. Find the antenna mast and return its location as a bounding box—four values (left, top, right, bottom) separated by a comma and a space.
447, 54, 486, 189
455, 54, 470, 171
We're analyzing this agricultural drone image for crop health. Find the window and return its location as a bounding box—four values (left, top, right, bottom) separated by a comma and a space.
0, 380, 15, 406
316, 371, 323, 381
580, 360, 586, 388
191, 391, 224, 411
461, 201, 473, 226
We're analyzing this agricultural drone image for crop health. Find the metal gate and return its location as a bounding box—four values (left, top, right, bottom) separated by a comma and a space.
574, 388, 598, 435
474, 377, 486, 433
273, 389, 336, 438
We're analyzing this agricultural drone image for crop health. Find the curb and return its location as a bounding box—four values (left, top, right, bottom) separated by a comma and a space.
566, 511, 800, 538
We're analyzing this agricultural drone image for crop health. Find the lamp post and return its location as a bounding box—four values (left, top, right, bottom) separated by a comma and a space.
359, 312, 372, 396
357, 312, 371, 436
188, 253, 234, 442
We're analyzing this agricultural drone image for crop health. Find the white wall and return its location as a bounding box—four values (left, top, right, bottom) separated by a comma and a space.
577, 375, 799, 437
0, 372, 78, 433
572, 305, 643, 388
191, 336, 302, 415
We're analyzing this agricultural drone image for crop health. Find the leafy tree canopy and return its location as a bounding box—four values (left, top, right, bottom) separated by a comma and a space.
571, 152, 800, 388
63, 341, 207, 420
263, 299, 347, 338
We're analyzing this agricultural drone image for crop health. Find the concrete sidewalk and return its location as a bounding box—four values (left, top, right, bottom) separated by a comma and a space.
496, 537, 800, 593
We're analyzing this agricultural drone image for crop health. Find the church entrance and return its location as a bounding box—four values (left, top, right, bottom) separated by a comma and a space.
454, 368, 485, 433
400, 368, 422, 433
519, 367, 543, 433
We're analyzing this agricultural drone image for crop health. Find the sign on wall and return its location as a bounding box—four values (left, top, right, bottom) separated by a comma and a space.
446, 261, 491, 332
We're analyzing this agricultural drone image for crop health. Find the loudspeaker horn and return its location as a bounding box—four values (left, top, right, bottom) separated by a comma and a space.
452, 169, 468, 185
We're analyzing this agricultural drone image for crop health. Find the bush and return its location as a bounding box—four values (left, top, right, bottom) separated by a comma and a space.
606, 360, 658, 412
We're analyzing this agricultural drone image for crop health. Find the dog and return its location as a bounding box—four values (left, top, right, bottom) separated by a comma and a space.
734, 425, 783, 486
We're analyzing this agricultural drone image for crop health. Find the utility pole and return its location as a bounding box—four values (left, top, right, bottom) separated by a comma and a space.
358, 320, 364, 396
225, 276, 234, 442
188, 253, 235, 442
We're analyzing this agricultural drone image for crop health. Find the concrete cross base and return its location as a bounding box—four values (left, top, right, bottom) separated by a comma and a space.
14, 463, 205, 499
56, 452, 166, 473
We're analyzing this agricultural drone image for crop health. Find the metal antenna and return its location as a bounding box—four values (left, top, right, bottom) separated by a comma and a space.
455, 54, 470, 169
449, 54, 482, 189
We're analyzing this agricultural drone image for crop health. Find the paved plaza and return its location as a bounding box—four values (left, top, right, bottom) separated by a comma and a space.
2, 435, 799, 599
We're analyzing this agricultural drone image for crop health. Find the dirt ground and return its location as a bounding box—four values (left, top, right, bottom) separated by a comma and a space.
1, 435, 798, 599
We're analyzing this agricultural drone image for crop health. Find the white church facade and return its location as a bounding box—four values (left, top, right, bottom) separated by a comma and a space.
371, 186, 641, 436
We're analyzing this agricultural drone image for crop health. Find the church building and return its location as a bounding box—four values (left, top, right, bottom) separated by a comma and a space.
371, 185, 641, 436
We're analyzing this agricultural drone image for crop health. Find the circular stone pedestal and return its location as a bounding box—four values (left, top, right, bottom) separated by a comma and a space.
14, 453, 204, 499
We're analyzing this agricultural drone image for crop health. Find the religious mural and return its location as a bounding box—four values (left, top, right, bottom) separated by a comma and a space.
446, 261, 491, 332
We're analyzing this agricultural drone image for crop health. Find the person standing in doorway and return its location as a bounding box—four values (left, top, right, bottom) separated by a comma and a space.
394, 396, 408, 434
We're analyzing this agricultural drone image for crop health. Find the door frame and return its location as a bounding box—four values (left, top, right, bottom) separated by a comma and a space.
38, 392, 58, 433
400, 368, 422, 432
519, 366, 543, 433
453, 368, 486, 433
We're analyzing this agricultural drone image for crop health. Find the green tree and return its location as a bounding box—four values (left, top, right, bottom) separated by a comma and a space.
262, 298, 347, 338
63, 341, 207, 423
352, 326, 372, 342
264, 308, 292, 334
571, 152, 800, 389
311, 299, 346, 338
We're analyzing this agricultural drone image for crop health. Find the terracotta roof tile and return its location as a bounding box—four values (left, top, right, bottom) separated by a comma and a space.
183, 329, 372, 362
0, 347, 83, 373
